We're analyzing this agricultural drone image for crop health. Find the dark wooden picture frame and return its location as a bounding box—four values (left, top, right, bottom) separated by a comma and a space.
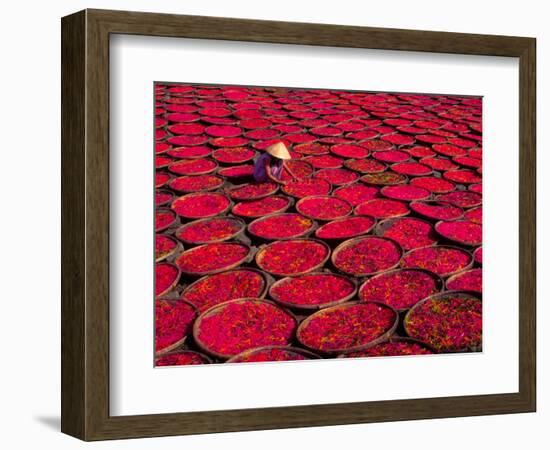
61, 9, 536, 441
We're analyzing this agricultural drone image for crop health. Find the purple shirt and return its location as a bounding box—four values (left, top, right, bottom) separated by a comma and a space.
253, 153, 283, 182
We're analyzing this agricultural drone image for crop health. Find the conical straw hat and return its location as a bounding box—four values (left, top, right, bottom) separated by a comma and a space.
265, 142, 291, 160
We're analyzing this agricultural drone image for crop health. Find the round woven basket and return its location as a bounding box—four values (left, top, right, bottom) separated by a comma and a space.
400, 245, 474, 278
354, 198, 411, 220
155, 234, 182, 263
247, 213, 318, 241
175, 216, 246, 245
434, 220, 482, 247
167, 145, 212, 159
168, 158, 219, 176
193, 298, 298, 360
226, 182, 279, 201
155, 262, 181, 297
331, 236, 403, 277
403, 290, 482, 353
180, 267, 273, 308
155, 207, 179, 232
296, 195, 353, 222
374, 216, 438, 251
268, 271, 357, 311
357, 267, 444, 313
155, 349, 214, 366
409, 200, 464, 222
155, 189, 175, 206
389, 161, 434, 177
231, 195, 293, 220
445, 268, 482, 294
175, 242, 253, 277
379, 184, 432, 202
314, 215, 376, 242
360, 172, 408, 186
226, 346, 321, 363
336, 336, 437, 358
296, 301, 399, 355
168, 174, 225, 194
255, 238, 331, 277
155, 299, 198, 356
170, 192, 232, 220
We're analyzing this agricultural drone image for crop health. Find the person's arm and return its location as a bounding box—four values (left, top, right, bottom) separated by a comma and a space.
282, 161, 298, 180
254, 154, 273, 183
266, 163, 282, 183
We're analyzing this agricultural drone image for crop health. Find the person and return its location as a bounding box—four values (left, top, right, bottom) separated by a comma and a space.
253, 141, 294, 183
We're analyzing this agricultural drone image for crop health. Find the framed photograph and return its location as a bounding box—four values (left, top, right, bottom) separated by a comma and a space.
61, 9, 536, 441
